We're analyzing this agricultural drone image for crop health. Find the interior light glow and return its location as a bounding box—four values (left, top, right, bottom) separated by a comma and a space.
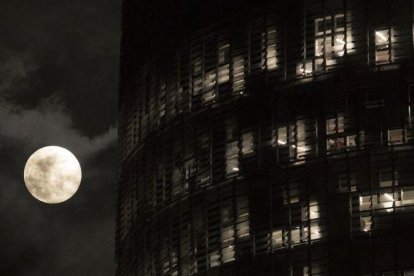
335, 38, 345, 45
384, 193, 394, 201
376, 31, 387, 42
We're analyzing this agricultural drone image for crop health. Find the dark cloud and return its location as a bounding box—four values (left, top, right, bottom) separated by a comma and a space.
0, 96, 116, 159
0, 0, 119, 275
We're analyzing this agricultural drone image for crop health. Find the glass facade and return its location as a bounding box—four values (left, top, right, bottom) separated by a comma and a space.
117, 0, 414, 275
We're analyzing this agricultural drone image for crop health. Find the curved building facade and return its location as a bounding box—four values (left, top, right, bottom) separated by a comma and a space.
117, 0, 414, 275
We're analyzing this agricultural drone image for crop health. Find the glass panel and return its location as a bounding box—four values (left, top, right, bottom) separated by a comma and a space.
375, 29, 391, 64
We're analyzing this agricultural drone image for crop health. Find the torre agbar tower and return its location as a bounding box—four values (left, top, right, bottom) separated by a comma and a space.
117, 0, 414, 275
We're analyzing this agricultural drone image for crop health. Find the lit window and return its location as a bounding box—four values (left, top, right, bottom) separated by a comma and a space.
202, 70, 216, 103
271, 229, 284, 249
218, 43, 230, 84
241, 132, 254, 155
236, 195, 250, 239
326, 116, 344, 135
225, 118, 239, 176
296, 60, 313, 77
346, 135, 357, 147
221, 245, 235, 264
303, 266, 310, 276
232, 55, 245, 94
313, 13, 345, 74
263, 27, 277, 70
192, 76, 203, 96
388, 128, 404, 144
375, 29, 391, 64
402, 187, 414, 206
360, 215, 372, 232
359, 195, 372, 211
192, 56, 203, 96
326, 114, 356, 151
290, 227, 301, 244
277, 126, 287, 146
378, 192, 394, 210
326, 115, 345, 151
276, 120, 314, 162
221, 206, 235, 263
218, 43, 229, 64
310, 222, 322, 240
296, 120, 308, 159
404, 270, 414, 276
225, 140, 239, 175
309, 201, 319, 220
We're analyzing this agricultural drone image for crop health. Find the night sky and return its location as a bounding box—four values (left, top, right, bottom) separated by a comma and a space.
0, 0, 120, 275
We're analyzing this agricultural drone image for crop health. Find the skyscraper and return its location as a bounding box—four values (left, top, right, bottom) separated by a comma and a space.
117, 0, 414, 275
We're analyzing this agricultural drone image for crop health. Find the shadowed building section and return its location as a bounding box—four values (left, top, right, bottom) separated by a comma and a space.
117, 0, 414, 275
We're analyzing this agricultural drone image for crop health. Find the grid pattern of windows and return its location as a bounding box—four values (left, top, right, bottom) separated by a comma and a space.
118, 0, 414, 275
119, 0, 414, 160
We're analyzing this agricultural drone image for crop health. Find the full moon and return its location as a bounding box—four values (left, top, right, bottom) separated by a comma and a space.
24, 146, 82, 204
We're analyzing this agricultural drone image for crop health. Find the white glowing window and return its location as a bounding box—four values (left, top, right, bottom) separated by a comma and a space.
226, 140, 239, 175
402, 187, 414, 205
313, 13, 345, 74
264, 27, 277, 70
272, 229, 283, 248
326, 137, 345, 151
209, 251, 220, 267
360, 216, 372, 232
310, 222, 322, 240
218, 43, 230, 84
379, 192, 394, 210
309, 202, 319, 220
326, 115, 349, 151
375, 29, 391, 64
359, 195, 372, 211
192, 77, 203, 95
404, 270, 414, 276
334, 33, 345, 57
232, 55, 245, 94
326, 116, 344, 134
388, 128, 404, 144
346, 135, 357, 147
235, 194, 249, 242
218, 65, 230, 84
276, 120, 312, 162
241, 132, 254, 155
204, 70, 216, 89
296, 121, 307, 159
277, 126, 287, 146
218, 43, 229, 64
296, 60, 313, 77
221, 246, 235, 263
303, 266, 310, 276
201, 70, 216, 103
290, 228, 301, 244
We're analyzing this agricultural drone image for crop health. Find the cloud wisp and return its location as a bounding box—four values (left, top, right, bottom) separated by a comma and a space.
0, 97, 117, 159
